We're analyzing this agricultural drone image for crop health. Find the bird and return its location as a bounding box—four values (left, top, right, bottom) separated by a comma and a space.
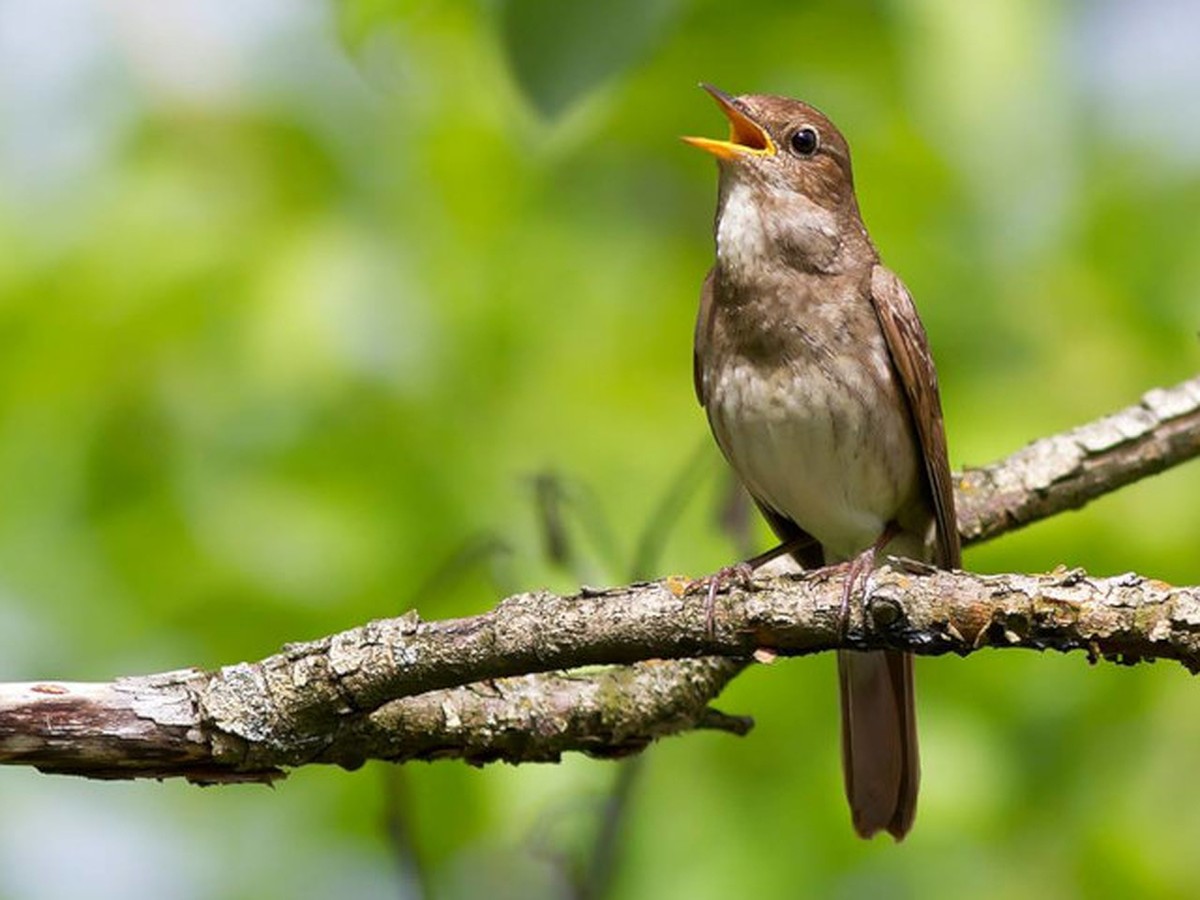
684, 85, 960, 840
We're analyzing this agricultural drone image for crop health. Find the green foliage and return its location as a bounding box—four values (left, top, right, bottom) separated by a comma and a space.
497, 0, 684, 117
2, 1, 1199, 898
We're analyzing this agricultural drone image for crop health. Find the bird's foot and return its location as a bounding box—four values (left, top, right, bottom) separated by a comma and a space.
830, 523, 901, 637
685, 562, 756, 638
682, 532, 821, 638
835, 549, 877, 638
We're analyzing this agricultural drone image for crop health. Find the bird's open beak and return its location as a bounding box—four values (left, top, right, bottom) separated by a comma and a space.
682, 84, 777, 160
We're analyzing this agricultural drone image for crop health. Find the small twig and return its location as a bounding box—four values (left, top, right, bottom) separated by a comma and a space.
628, 442, 715, 581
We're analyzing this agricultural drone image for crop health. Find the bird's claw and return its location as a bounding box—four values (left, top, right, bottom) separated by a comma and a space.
686, 562, 756, 638
831, 524, 900, 637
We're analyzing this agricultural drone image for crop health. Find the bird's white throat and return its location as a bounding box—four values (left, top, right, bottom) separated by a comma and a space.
716, 179, 839, 280
716, 181, 770, 278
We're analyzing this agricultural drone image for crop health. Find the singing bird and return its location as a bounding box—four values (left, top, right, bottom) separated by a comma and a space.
684, 86, 960, 840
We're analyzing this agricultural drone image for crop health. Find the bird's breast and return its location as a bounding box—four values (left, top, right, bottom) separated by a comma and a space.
705, 344, 920, 559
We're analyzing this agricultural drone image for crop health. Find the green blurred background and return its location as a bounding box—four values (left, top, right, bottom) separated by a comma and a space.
1, 0, 1199, 897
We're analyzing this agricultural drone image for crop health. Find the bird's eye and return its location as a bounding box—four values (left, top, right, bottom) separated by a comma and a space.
789, 127, 819, 157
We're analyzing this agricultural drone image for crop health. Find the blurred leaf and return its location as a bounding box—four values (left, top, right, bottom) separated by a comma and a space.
335, 0, 424, 51
498, 0, 682, 117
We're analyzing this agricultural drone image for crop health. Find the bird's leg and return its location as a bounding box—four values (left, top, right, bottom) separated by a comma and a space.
689, 532, 817, 637
837, 522, 901, 638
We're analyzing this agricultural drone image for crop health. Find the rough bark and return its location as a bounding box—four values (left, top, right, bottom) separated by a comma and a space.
0, 375, 1197, 782
0, 659, 749, 782
955, 376, 1200, 543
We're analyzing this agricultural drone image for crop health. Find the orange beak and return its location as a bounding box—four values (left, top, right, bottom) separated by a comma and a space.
682, 84, 776, 160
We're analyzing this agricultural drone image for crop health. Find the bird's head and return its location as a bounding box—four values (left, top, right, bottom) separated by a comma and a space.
683, 84, 857, 213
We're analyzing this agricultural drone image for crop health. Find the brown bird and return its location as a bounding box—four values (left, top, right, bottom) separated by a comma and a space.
684, 85, 960, 840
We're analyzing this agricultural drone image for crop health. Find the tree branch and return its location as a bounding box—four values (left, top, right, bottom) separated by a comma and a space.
955, 375, 1200, 544
1, 375, 1198, 782
0, 658, 749, 782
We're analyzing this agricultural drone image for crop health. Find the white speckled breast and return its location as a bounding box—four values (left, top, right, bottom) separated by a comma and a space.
706, 348, 918, 561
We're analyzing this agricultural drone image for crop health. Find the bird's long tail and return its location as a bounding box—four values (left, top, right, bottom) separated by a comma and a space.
837, 648, 920, 840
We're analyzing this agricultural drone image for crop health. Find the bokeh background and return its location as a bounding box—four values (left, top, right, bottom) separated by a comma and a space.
2, 0, 1199, 897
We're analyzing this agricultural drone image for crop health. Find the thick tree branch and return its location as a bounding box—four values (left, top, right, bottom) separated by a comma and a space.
0, 659, 749, 782
955, 375, 1200, 544
0, 375, 1198, 781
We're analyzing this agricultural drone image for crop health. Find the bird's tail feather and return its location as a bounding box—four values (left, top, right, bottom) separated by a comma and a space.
837, 648, 919, 840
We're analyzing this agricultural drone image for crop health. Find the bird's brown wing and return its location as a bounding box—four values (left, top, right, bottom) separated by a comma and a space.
868, 265, 961, 569
694, 269, 716, 406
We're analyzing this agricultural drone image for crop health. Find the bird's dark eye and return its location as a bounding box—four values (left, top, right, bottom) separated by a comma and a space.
789, 127, 819, 157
